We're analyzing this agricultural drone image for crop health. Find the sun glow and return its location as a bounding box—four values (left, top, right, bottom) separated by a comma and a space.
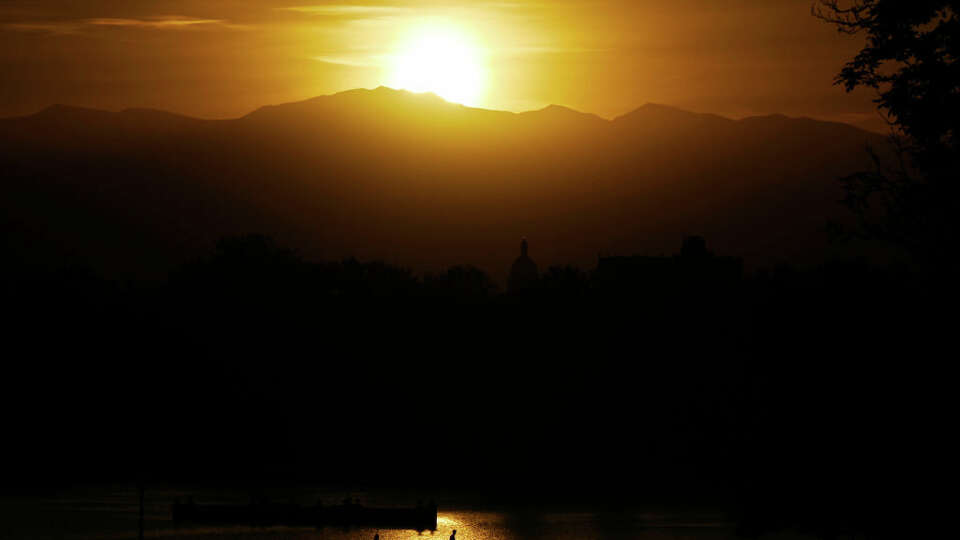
387, 26, 487, 106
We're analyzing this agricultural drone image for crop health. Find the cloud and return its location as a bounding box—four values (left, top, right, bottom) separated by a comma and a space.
501, 46, 609, 55
1, 22, 82, 34
2, 15, 247, 34
280, 2, 543, 17
312, 54, 384, 67
85, 16, 242, 29
280, 5, 411, 17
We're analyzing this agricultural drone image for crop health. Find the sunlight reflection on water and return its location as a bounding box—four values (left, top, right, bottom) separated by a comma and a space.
0, 485, 784, 540
98, 510, 739, 540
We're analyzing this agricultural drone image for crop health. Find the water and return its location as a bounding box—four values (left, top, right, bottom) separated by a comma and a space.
0, 485, 812, 539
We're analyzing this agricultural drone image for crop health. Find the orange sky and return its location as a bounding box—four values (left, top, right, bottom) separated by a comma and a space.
0, 1, 878, 125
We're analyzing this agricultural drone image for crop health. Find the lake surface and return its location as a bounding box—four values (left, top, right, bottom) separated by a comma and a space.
0, 485, 814, 539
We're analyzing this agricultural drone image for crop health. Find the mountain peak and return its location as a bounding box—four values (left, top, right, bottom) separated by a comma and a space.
242, 86, 469, 123
35, 103, 101, 116
520, 104, 607, 125
614, 103, 734, 126
334, 86, 450, 103
627, 102, 717, 117
636, 102, 685, 112
119, 107, 192, 119
540, 104, 577, 113
20, 104, 116, 122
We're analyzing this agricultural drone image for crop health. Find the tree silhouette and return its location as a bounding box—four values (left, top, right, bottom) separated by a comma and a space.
815, 1, 959, 268
424, 265, 498, 301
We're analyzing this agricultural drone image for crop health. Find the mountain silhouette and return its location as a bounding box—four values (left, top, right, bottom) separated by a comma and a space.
0, 86, 888, 280
518, 104, 608, 128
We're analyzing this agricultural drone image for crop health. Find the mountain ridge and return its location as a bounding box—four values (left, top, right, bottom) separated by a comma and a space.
0, 86, 890, 282
2, 87, 877, 136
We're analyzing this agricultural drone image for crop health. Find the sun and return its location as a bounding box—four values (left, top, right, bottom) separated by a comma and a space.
387, 26, 486, 106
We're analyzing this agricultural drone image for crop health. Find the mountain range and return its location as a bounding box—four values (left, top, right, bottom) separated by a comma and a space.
0, 86, 888, 281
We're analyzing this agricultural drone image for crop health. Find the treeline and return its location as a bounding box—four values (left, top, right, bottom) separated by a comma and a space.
2, 234, 944, 538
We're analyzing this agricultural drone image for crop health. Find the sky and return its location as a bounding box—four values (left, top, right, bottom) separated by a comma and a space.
0, 1, 879, 124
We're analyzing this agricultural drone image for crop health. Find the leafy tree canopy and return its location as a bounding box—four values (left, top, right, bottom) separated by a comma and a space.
816, 0, 959, 161
815, 1, 959, 267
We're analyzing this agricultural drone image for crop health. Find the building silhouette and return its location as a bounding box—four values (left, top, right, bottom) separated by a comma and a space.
508, 238, 539, 293
596, 236, 742, 294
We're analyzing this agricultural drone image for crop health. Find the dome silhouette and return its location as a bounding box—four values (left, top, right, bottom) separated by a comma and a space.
508, 238, 539, 292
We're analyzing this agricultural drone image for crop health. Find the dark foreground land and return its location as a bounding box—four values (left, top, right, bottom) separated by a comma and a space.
0, 484, 758, 539
3, 233, 948, 539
